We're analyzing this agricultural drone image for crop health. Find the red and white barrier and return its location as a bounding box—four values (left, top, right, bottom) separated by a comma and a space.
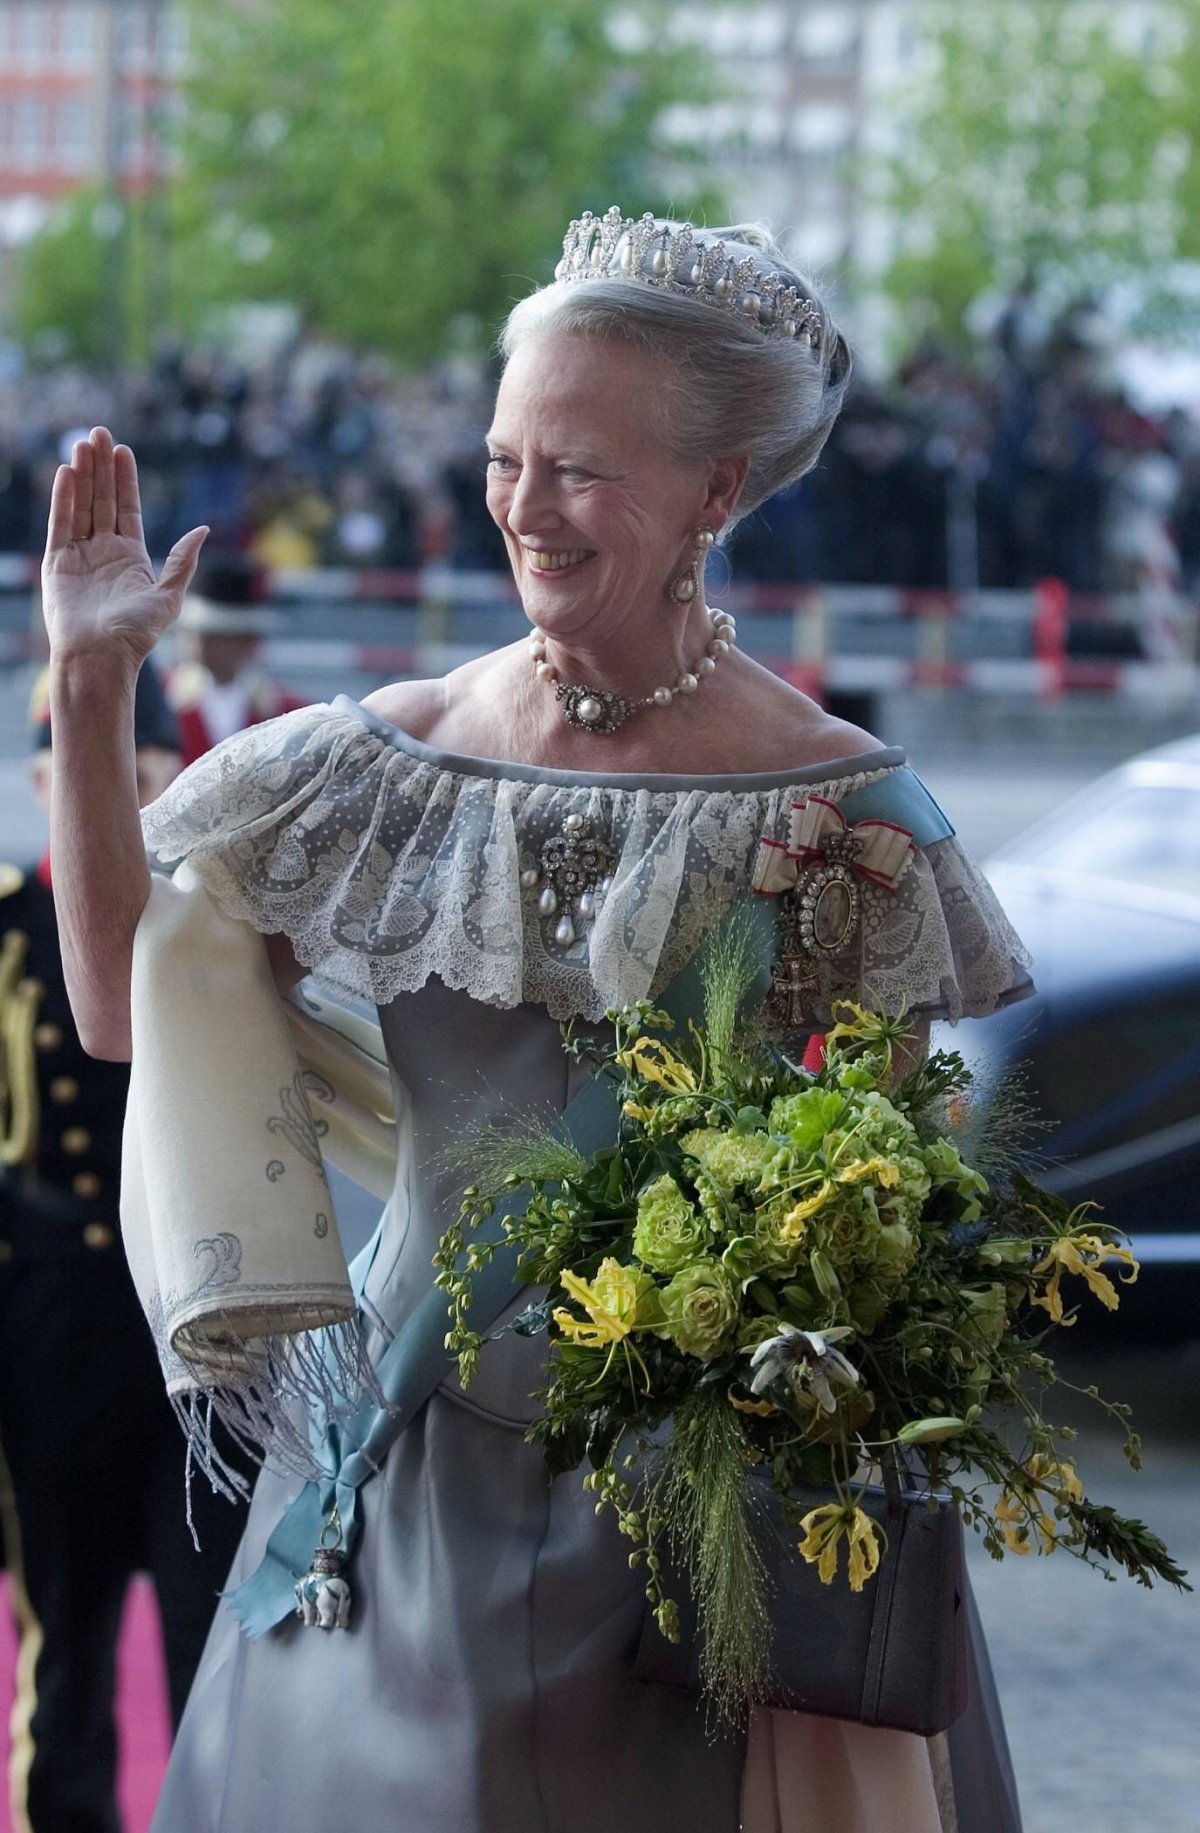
4, 563, 1198, 704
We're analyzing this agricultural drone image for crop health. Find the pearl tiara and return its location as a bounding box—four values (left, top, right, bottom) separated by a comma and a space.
553, 205, 824, 346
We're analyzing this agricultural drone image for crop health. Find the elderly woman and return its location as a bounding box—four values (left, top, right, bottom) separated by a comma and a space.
42, 212, 1030, 1833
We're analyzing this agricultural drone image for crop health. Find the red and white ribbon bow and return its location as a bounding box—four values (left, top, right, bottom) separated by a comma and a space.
751, 796, 914, 896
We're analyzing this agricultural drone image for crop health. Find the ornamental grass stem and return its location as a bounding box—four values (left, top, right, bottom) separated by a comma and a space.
654, 1388, 771, 1720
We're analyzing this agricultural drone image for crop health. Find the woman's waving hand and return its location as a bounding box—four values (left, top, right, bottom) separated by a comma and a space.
43, 425, 208, 665
42, 427, 208, 1058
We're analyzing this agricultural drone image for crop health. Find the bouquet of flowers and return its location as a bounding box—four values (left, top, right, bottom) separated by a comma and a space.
436, 917, 1186, 1718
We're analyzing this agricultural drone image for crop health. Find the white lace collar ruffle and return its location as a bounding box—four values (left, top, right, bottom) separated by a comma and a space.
142, 700, 1031, 1026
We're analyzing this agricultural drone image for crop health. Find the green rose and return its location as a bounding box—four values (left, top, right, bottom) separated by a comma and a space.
768, 1087, 846, 1154
633, 1174, 709, 1274
818, 1195, 919, 1278
681, 1127, 776, 1190
874, 1219, 916, 1272
737, 1312, 785, 1351
721, 1234, 768, 1287
753, 1194, 811, 1275
657, 1259, 739, 1361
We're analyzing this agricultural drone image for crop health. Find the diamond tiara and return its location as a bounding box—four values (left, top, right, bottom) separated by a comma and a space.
553, 206, 824, 346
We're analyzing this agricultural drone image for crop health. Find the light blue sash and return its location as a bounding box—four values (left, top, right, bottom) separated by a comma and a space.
225, 767, 952, 1637
837, 766, 954, 843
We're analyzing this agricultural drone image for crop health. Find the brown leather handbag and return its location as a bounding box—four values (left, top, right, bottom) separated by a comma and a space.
634, 1460, 970, 1736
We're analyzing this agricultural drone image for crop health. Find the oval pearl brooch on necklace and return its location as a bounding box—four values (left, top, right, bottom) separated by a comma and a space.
529, 610, 737, 734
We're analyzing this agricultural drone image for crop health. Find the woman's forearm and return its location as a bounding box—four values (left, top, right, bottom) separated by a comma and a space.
49, 651, 150, 1059
40, 428, 209, 1058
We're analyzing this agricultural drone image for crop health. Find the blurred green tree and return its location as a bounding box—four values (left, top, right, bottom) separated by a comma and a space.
170, 0, 720, 362
14, 183, 244, 368
871, 0, 1200, 346
15, 189, 160, 369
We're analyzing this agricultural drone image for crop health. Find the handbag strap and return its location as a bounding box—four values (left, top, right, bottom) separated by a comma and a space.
861, 1451, 934, 1725
861, 1512, 906, 1724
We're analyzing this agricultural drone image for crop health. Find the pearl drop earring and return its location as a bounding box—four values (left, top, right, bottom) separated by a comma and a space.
669, 525, 716, 605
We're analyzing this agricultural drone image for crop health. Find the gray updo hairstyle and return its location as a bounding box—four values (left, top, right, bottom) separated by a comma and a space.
498, 221, 851, 529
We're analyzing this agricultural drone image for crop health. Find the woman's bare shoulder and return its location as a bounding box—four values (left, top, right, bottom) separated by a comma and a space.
359, 650, 512, 746
360, 676, 448, 740
705, 655, 887, 773
357, 652, 888, 776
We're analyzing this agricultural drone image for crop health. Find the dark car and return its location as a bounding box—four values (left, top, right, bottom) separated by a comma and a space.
939, 734, 1200, 1337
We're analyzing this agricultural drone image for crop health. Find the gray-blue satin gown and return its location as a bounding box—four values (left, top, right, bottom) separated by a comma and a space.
153, 976, 1021, 1833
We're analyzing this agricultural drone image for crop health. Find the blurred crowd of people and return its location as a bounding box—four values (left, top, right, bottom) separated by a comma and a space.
0, 332, 506, 576
731, 292, 1200, 602
0, 297, 1197, 603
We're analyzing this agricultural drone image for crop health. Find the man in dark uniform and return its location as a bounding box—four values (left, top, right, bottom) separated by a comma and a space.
0, 662, 248, 1833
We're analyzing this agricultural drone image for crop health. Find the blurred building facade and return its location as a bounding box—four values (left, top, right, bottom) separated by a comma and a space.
0, 1, 1181, 290
8, 0, 905, 266
0, 1, 184, 228
666, 1, 917, 280
669, 0, 1175, 363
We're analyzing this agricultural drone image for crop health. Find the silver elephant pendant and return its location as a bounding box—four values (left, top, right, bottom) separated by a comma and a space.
295, 1542, 352, 1631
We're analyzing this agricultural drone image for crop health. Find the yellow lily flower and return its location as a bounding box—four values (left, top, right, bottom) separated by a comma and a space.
617, 1038, 698, 1094
837, 1154, 902, 1189
780, 1180, 834, 1236
824, 1001, 879, 1049
993, 1488, 1033, 1556
847, 1511, 885, 1591
797, 1501, 885, 1591
995, 1454, 1083, 1554
825, 1001, 911, 1055
552, 1258, 647, 1348
798, 1502, 845, 1584
1030, 1230, 1138, 1325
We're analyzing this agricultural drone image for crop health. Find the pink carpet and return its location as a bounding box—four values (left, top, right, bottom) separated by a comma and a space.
0, 1574, 172, 1833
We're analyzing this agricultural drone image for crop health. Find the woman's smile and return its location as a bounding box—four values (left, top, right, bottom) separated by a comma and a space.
522, 545, 597, 576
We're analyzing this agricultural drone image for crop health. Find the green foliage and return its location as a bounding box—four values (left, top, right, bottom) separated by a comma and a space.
176, 0, 723, 363
700, 903, 761, 1063
437, 952, 1187, 1716
12, 180, 262, 367
653, 1388, 770, 1716
1069, 1499, 1192, 1593
14, 189, 159, 368
870, 0, 1200, 345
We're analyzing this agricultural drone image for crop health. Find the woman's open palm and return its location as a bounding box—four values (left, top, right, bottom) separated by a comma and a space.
42, 425, 208, 665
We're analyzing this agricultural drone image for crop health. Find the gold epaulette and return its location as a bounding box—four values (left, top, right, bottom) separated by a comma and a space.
0, 865, 25, 902
0, 924, 39, 1167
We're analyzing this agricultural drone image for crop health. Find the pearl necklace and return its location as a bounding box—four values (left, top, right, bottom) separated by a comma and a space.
529, 610, 737, 734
